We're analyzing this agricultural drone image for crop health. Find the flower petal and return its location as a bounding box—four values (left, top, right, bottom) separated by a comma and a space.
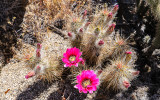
62, 58, 70, 63
82, 89, 88, 93
75, 63, 78, 67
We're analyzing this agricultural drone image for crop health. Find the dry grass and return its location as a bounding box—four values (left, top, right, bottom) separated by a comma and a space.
22, 0, 91, 42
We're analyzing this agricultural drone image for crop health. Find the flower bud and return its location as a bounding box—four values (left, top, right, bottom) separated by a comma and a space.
113, 4, 119, 12
80, 59, 85, 65
85, 22, 91, 27
37, 43, 42, 49
129, 69, 140, 76
98, 70, 102, 75
132, 71, 140, 75
125, 51, 132, 64
98, 40, 104, 46
123, 81, 131, 88
108, 12, 113, 19
68, 32, 76, 40
36, 65, 41, 70
119, 77, 131, 90
25, 71, 35, 79
68, 32, 72, 37
36, 49, 41, 58
79, 28, 83, 33
83, 10, 87, 19
106, 23, 116, 35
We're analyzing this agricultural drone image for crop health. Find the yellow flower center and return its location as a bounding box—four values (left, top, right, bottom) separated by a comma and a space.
82, 79, 91, 88
69, 56, 76, 62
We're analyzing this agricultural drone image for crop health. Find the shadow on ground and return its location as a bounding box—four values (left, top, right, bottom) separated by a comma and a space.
16, 80, 54, 100
0, 0, 28, 65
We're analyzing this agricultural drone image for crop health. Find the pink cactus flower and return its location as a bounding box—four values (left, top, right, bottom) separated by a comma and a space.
62, 47, 84, 67
25, 71, 35, 79
74, 70, 99, 94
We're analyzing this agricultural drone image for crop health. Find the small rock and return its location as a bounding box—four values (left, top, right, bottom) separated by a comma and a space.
152, 49, 160, 56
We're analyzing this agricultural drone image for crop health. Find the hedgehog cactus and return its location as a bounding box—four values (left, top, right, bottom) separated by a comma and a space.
24, 43, 43, 68
65, 4, 120, 66
24, 2, 140, 94
25, 43, 62, 82
68, 11, 91, 48
101, 53, 139, 91
25, 43, 45, 79
62, 3, 139, 92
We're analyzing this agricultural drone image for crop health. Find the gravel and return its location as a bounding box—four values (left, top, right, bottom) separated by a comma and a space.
0, 33, 70, 100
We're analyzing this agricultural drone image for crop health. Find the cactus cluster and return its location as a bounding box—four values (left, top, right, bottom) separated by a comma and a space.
63, 3, 139, 92
22, 1, 140, 94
